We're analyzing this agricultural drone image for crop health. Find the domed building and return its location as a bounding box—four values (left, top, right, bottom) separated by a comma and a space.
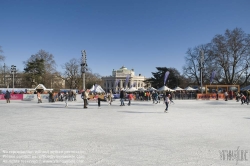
102, 66, 149, 92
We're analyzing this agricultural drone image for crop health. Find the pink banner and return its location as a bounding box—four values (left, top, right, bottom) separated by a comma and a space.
0, 94, 24, 100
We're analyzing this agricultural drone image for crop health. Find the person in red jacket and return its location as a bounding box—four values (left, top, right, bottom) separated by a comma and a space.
128, 93, 133, 106
241, 93, 246, 105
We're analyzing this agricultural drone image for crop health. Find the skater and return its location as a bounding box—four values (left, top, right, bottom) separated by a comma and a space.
4, 90, 11, 103
107, 89, 113, 105
235, 92, 240, 102
37, 92, 42, 103
224, 91, 228, 101
152, 91, 158, 104
48, 91, 53, 102
120, 89, 125, 106
164, 94, 170, 113
64, 92, 69, 107
158, 93, 161, 103
241, 93, 246, 105
127, 93, 133, 106
93, 93, 106, 108
82, 89, 89, 108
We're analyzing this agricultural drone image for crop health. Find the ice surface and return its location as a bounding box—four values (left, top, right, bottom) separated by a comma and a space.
0, 99, 250, 166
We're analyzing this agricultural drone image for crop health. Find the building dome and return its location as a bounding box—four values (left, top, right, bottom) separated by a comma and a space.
119, 65, 127, 70
102, 66, 148, 92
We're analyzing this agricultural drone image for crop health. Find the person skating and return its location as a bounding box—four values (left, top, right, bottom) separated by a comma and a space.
224, 91, 228, 101
241, 93, 246, 105
164, 94, 170, 113
37, 92, 42, 103
82, 89, 89, 108
127, 93, 133, 106
64, 92, 69, 107
4, 90, 11, 103
93, 93, 106, 108
107, 89, 113, 105
120, 89, 125, 106
152, 91, 158, 104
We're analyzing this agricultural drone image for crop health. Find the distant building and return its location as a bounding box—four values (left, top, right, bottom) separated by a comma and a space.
101, 66, 149, 92
0, 72, 65, 90
0, 72, 22, 88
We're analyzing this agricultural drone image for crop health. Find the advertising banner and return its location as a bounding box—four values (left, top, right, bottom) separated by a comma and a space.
0, 94, 24, 100
197, 94, 225, 100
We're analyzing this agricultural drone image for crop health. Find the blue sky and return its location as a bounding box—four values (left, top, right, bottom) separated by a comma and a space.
1, 0, 250, 78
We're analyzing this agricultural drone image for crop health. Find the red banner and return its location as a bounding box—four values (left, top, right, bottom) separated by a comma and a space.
0, 94, 24, 100
197, 94, 225, 100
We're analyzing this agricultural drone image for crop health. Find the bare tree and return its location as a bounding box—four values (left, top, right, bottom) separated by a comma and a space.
62, 58, 103, 89
183, 28, 250, 86
210, 28, 250, 85
0, 46, 5, 62
183, 44, 212, 85
62, 58, 81, 89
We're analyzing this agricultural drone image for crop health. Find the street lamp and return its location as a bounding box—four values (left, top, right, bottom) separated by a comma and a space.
245, 63, 248, 86
3, 63, 6, 86
81, 50, 87, 90
11, 65, 16, 89
200, 50, 204, 94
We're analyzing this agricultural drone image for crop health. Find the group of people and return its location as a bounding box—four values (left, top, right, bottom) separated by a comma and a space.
235, 91, 250, 105
72, 89, 171, 112
223, 90, 250, 105
2, 88, 173, 113
87, 89, 113, 108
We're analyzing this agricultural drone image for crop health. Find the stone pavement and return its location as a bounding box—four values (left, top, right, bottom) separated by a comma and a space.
0, 99, 250, 166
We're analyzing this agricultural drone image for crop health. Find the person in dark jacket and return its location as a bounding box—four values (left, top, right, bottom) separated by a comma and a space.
4, 90, 11, 103
120, 90, 125, 106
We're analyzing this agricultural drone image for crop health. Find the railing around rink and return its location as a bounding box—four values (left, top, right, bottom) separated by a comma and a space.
172, 93, 197, 100
173, 93, 230, 100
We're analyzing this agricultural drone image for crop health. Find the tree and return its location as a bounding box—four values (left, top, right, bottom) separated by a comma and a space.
24, 50, 57, 87
62, 58, 81, 89
85, 71, 102, 89
23, 58, 45, 87
62, 58, 102, 89
183, 44, 213, 86
0, 46, 5, 62
183, 28, 250, 86
210, 28, 250, 85
145, 67, 182, 89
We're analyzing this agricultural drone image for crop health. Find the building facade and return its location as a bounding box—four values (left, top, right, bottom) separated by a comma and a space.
102, 66, 149, 92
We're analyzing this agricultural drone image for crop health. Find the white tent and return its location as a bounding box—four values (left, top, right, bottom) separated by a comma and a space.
27, 84, 53, 93
90, 85, 105, 93
138, 87, 147, 91
126, 87, 138, 92
184, 86, 197, 91
157, 86, 174, 91
173, 86, 184, 91
147, 87, 157, 91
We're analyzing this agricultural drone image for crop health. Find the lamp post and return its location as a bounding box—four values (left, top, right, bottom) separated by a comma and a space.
81, 50, 87, 90
245, 63, 248, 86
3, 63, 6, 86
200, 50, 204, 94
11, 65, 16, 89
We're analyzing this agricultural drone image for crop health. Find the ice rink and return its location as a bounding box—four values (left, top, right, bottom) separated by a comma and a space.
1, 98, 250, 166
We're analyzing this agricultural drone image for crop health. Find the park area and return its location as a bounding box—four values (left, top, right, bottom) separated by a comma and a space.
1, 99, 250, 166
